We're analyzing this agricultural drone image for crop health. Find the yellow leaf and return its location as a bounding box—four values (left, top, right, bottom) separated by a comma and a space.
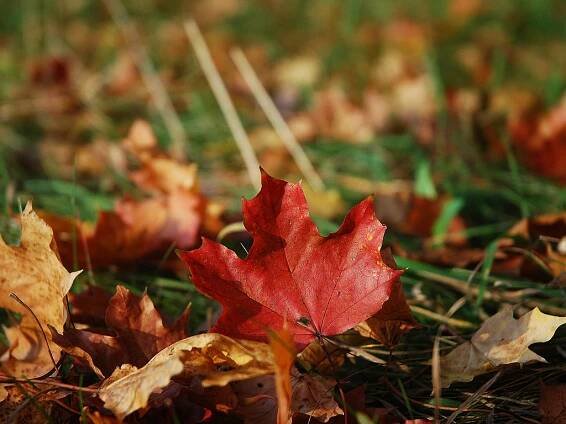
99, 333, 275, 420
0, 203, 80, 379
440, 306, 566, 387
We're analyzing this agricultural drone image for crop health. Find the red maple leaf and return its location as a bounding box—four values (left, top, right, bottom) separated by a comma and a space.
180, 171, 402, 348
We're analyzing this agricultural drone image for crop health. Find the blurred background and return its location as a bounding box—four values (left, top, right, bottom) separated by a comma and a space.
0, 0, 565, 316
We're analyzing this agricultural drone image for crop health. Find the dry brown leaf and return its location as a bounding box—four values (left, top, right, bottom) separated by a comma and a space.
494, 213, 566, 282
0, 384, 54, 423
298, 340, 345, 375
0, 203, 80, 379
232, 370, 342, 424
98, 333, 275, 420
440, 306, 566, 387
52, 285, 188, 377
539, 383, 566, 424
355, 278, 417, 347
291, 369, 343, 422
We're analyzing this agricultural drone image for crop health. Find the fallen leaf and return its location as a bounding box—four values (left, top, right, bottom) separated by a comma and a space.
104, 285, 189, 366
298, 339, 345, 374
42, 120, 220, 270
68, 285, 113, 327
231, 369, 342, 424
373, 187, 466, 246
180, 170, 402, 349
312, 87, 374, 144
509, 96, 566, 184
355, 280, 417, 347
0, 203, 80, 379
52, 285, 188, 377
291, 369, 342, 422
440, 305, 566, 387
269, 328, 296, 424
539, 383, 566, 424
0, 384, 54, 423
355, 248, 416, 347
100, 361, 183, 421
98, 333, 275, 420
494, 213, 566, 282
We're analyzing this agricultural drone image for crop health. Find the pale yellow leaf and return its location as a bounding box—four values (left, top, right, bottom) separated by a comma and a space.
0, 203, 80, 379
440, 306, 566, 387
98, 333, 275, 420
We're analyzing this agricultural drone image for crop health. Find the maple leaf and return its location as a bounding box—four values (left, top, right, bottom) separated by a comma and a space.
52, 285, 188, 377
0, 203, 80, 381
180, 170, 402, 348
440, 305, 566, 387
355, 281, 417, 347
355, 249, 417, 347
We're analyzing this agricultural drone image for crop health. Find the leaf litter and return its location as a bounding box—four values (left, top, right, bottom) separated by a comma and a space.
1, 2, 566, 422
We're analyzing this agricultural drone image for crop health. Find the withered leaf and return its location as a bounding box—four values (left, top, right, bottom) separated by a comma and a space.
0, 203, 80, 379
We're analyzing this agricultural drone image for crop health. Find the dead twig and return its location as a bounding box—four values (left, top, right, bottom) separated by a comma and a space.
184, 20, 261, 190
230, 48, 325, 191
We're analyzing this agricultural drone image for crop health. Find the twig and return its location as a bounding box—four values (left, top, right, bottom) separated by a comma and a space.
230, 48, 325, 191
0, 377, 98, 393
217, 221, 246, 241
446, 371, 502, 424
409, 305, 475, 329
184, 19, 261, 190
415, 270, 566, 316
432, 297, 468, 423
102, 0, 187, 160
9, 293, 59, 373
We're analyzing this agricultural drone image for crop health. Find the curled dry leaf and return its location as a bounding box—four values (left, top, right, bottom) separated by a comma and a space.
98, 333, 275, 420
180, 170, 402, 349
495, 212, 566, 283
291, 369, 342, 422
440, 305, 566, 387
355, 279, 417, 347
52, 285, 188, 377
100, 361, 183, 422
355, 248, 416, 347
0, 203, 80, 379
